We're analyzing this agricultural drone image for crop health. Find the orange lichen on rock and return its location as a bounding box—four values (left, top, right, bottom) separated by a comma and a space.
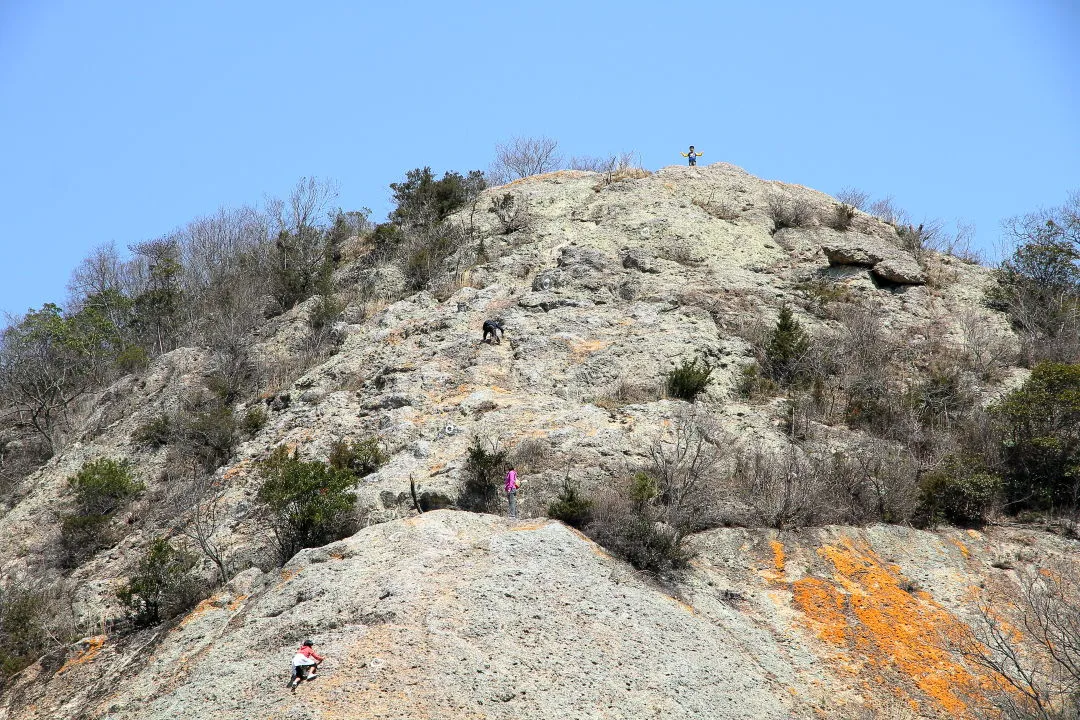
178, 595, 226, 628
771, 540, 785, 573
792, 577, 847, 645
948, 537, 972, 559
791, 538, 985, 717
222, 460, 252, 481
58, 635, 106, 674
568, 338, 610, 362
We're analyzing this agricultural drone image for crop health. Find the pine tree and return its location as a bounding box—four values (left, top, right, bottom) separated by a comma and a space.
765, 304, 811, 386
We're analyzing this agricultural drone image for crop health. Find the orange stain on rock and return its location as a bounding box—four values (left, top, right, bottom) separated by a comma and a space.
770, 539, 785, 573
58, 635, 106, 674
948, 537, 972, 559
789, 537, 985, 717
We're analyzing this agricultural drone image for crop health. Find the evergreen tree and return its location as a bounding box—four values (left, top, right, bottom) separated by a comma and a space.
765, 304, 811, 386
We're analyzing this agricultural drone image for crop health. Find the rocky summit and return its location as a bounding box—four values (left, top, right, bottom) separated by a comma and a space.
1, 163, 1076, 719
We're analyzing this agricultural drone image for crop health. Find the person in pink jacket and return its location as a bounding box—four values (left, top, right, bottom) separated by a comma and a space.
505, 466, 519, 519
289, 639, 324, 691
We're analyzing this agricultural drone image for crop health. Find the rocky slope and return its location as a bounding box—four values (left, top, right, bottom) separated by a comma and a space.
0, 163, 1070, 719
5, 512, 1076, 719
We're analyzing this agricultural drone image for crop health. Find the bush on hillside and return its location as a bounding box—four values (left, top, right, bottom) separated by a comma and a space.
764, 304, 812, 387
666, 358, 712, 401
489, 193, 529, 235
826, 203, 857, 231
175, 395, 237, 473
240, 406, 268, 436
985, 193, 1080, 364
765, 194, 815, 233
918, 458, 1001, 526
0, 584, 53, 682
68, 458, 142, 516
548, 475, 593, 529
390, 167, 486, 228
586, 472, 692, 575
993, 361, 1080, 514
257, 446, 360, 565
328, 436, 387, 478
133, 414, 172, 449
59, 458, 143, 567
116, 537, 204, 627
457, 436, 508, 513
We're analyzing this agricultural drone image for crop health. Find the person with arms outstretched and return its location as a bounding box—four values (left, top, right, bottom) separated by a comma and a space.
681, 145, 703, 166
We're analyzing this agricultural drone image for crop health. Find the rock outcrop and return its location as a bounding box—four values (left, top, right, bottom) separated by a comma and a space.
821, 236, 926, 284
0, 163, 1051, 719
4, 511, 1076, 720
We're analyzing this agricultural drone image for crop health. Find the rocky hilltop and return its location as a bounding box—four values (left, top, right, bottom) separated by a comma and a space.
1, 163, 1075, 719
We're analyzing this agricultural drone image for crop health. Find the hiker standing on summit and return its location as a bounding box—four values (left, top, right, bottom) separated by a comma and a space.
681, 145, 703, 166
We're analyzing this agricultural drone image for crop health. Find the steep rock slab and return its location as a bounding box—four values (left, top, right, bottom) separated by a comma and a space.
35, 512, 791, 720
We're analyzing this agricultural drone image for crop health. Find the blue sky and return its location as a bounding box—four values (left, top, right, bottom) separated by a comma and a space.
1, 0, 1077, 317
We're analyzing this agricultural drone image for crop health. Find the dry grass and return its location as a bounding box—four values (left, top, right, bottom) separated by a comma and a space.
693, 196, 740, 221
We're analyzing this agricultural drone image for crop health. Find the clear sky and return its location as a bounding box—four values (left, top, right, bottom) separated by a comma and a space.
1, 0, 1077, 317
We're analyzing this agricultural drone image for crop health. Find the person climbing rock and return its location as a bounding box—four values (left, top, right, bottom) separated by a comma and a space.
482, 318, 505, 345
289, 639, 324, 691
505, 465, 519, 519
681, 145, 703, 166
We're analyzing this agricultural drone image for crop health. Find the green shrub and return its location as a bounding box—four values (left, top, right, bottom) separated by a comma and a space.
666, 358, 713, 401
736, 363, 778, 400
0, 585, 50, 681
458, 436, 508, 512
328, 436, 386, 478
843, 376, 895, 435
308, 293, 343, 333
919, 459, 1001, 526
68, 458, 143, 516
58, 512, 112, 564
764, 304, 812, 386
257, 446, 359, 565
116, 538, 204, 627
116, 345, 150, 374
133, 414, 172, 449
390, 167, 486, 226
586, 477, 690, 576
58, 458, 143, 567
548, 476, 593, 529
177, 400, 236, 472
240, 406, 268, 436
993, 361, 1080, 513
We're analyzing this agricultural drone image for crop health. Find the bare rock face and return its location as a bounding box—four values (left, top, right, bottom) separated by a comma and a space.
6, 512, 1076, 720
0, 163, 1037, 719
820, 235, 926, 285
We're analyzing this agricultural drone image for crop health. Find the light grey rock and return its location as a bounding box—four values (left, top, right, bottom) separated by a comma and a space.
873, 256, 927, 285
622, 247, 660, 273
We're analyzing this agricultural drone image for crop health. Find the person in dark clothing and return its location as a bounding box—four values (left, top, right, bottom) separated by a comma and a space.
681, 145, 703, 166
482, 318, 505, 344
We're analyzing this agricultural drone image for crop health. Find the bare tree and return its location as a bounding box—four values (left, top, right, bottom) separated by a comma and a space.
956, 561, 1080, 719
731, 442, 826, 529
170, 452, 232, 584
489, 136, 562, 184
869, 195, 910, 226
647, 408, 727, 535
835, 187, 871, 212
